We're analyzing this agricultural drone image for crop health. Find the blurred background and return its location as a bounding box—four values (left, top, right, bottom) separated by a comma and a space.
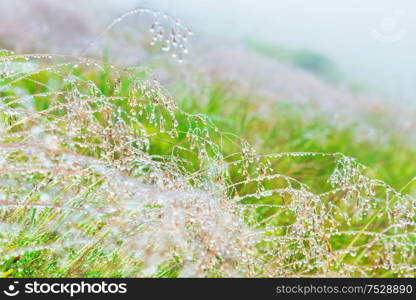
0, 0, 415, 136
134, 0, 416, 107
1, 0, 414, 107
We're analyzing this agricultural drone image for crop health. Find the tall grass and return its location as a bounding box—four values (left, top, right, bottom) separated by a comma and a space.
0, 8, 415, 278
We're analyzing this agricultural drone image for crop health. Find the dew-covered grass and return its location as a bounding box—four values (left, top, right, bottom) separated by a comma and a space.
0, 7, 415, 278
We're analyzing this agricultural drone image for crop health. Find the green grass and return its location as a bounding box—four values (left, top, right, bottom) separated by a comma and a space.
0, 53, 415, 278
179, 82, 416, 192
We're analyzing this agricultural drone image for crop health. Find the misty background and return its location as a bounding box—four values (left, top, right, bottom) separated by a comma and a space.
1, 0, 415, 106
97, 0, 416, 107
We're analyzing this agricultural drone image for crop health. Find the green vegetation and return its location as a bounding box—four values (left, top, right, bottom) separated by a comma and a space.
180, 82, 416, 191
247, 40, 342, 83
0, 8, 415, 277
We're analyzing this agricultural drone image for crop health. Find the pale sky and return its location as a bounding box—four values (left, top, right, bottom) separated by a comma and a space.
97, 0, 416, 104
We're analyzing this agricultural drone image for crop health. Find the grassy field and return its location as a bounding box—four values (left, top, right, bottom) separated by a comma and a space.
0, 22, 415, 278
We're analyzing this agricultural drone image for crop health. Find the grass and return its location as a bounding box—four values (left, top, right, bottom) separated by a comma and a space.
246, 40, 342, 83
0, 13, 415, 277
178, 82, 416, 191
